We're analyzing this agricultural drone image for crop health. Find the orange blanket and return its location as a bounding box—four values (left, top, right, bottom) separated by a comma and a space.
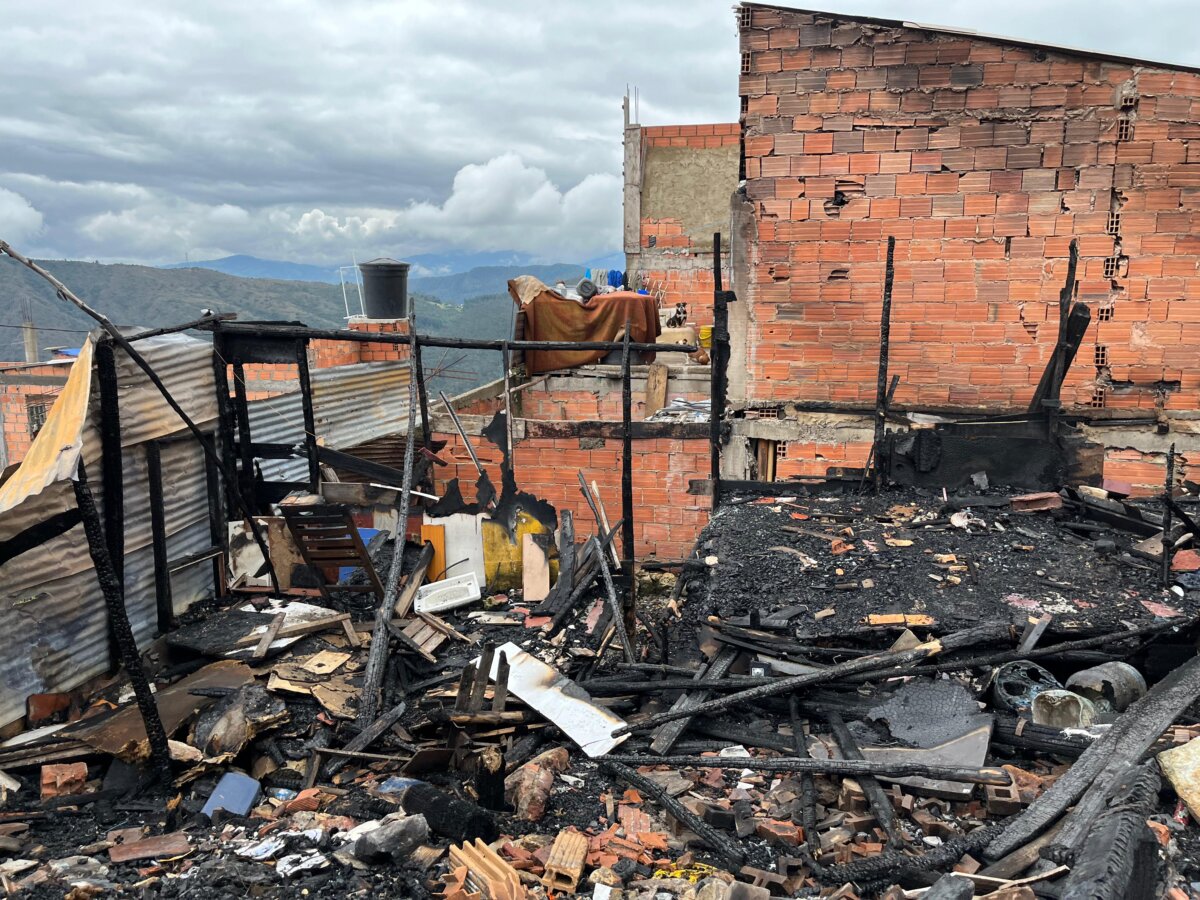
510, 283, 661, 375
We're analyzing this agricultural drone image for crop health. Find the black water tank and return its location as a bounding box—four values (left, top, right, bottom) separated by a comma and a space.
359, 258, 410, 318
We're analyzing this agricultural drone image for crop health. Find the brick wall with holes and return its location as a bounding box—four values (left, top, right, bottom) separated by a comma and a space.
430, 428, 711, 560
636, 124, 740, 326
738, 5, 1200, 414
1104, 446, 1198, 495
774, 439, 875, 478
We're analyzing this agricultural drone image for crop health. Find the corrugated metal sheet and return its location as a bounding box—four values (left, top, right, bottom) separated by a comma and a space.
0, 336, 412, 728
251, 360, 411, 482
0, 334, 219, 728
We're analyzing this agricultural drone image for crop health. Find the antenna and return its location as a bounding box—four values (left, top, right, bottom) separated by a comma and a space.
19, 296, 38, 363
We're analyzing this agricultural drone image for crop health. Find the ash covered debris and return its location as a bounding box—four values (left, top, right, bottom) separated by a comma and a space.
0, 476, 1198, 900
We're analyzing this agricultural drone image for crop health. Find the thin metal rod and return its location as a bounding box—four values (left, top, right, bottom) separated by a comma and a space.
439, 390, 484, 476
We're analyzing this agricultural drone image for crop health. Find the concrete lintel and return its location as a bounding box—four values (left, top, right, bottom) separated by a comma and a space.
0, 374, 70, 387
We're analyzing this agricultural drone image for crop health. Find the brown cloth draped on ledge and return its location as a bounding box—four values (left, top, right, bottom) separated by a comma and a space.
509, 280, 661, 375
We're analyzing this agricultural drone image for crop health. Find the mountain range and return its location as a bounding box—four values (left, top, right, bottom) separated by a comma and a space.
0, 258, 517, 390
161, 251, 625, 292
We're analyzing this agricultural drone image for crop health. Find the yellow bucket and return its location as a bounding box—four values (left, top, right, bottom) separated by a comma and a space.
698, 325, 713, 349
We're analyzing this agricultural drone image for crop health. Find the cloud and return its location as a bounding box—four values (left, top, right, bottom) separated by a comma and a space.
0, 188, 44, 244
50, 154, 619, 263
0, 0, 1195, 264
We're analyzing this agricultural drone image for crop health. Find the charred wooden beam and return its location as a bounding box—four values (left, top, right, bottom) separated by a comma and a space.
0, 508, 83, 567
1058, 764, 1161, 900
619, 324, 636, 623
73, 464, 172, 782
789, 697, 820, 846
870, 236, 896, 491
650, 646, 739, 755
603, 755, 1012, 786
828, 712, 904, 847
360, 542, 434, 725
145, 441, 174, 633
295, 339, 320, 489
613, 624, 1011, 736
709, 231, 733, 511
199, 320, 698, 355
325, 700, 409, 778
95, 338, 124, 592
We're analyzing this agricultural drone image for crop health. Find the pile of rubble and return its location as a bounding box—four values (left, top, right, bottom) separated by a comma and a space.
1, 480, 1199, 899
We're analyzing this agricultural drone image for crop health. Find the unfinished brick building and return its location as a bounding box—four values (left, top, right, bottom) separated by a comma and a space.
623, 121, 740, 324
664, 3, 1198, 493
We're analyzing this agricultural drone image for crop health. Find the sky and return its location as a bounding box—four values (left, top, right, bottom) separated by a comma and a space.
0, 0, 1195, 267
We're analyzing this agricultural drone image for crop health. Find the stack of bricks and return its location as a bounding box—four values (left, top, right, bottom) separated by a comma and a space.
738, 4, 1200, 414
310, 316, 410, 369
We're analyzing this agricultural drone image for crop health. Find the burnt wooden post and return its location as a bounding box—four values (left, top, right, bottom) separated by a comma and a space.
412, 331, 432, 451
871, 235, 896, 491
203, 437, 225, 595
620, 322, 636, 620
1045, 239, 1079, 437
710, 232, 732, 511
1163, 443, 1176, 587
145, 440, 174, 632
74, 463, 172, 781
95, 338, 124, 591
230, 359, 257, 510
210, 326, 239, 514
295, 339, 320, 490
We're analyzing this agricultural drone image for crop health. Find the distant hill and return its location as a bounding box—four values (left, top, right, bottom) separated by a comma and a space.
0, 257, 515, 392
159, 254, 619, 305
161, 250, 549, 285
162, 255, 342, 284
411, 264, 586, 304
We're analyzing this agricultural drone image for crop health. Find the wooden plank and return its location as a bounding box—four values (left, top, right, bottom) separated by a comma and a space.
521, 533, 551, 604
421, 523, 447, 582
252, 612, 287, 660
234, 613, 350, 646
644, 362, 669, 419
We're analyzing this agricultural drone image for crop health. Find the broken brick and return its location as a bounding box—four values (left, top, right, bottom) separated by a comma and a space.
40, 762, 87, 800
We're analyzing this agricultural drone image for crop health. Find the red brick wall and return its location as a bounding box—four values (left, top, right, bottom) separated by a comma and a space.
518, 378, 711, 421
431, 428, 710, 560
637, 124, 740, 327
739, 6, 1200, 414
311, 317, 410, 368
769, 435, 1194, 496
0, 363, 70, 466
